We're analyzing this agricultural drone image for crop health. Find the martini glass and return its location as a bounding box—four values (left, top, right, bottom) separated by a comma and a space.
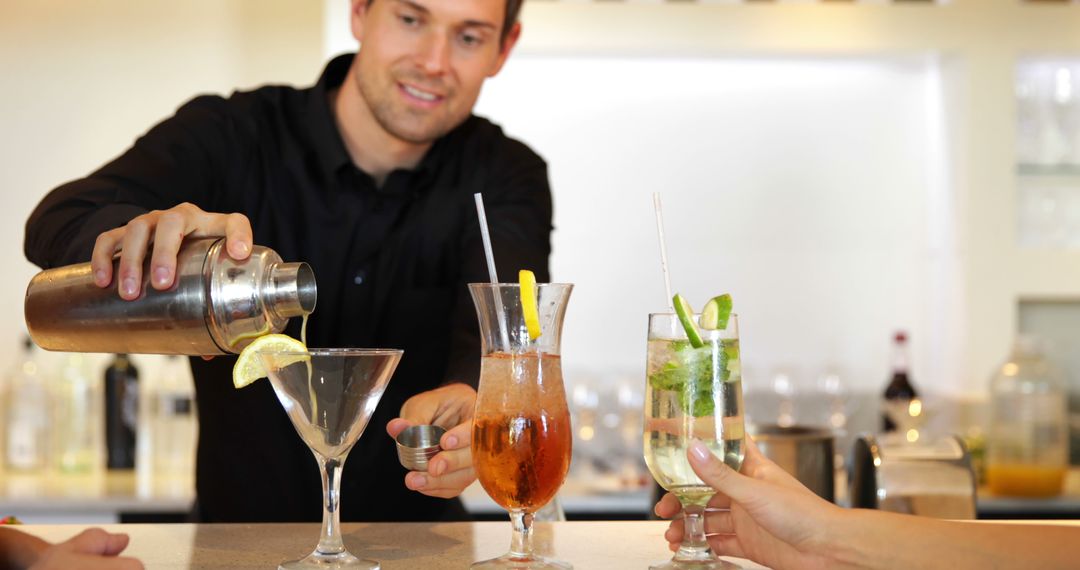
259, 348, 402, 570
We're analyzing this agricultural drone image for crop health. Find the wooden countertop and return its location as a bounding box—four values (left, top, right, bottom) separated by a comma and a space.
18, 521, 767, 569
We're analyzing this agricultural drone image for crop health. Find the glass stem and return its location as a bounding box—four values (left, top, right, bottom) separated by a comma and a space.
675, 503, 715, 562
316, 455, 345, 555
508, 510, 535, 559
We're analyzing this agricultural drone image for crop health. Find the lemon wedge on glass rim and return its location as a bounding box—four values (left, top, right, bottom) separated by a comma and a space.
232, 333, 309, 388
519, 269, 542, 341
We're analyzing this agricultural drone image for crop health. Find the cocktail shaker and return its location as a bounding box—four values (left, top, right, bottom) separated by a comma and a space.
24, 237, 316, 355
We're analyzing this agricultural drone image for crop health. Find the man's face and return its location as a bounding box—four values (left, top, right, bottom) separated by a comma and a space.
351, 0, 520, 145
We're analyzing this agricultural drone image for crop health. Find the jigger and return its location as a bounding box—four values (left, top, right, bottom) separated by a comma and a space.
395, 425, 446, 471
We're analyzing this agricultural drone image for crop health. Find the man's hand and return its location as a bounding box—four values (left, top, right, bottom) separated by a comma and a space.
29, 528, 143, 570
91, 202, 253, 299
386, 383, 477, 499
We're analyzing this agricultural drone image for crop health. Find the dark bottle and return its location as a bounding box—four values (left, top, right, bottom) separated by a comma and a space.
881, 331, 918, 432
104, 354, 139, 469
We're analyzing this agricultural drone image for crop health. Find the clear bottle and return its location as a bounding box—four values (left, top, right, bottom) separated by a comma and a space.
153, 356, 197, 484
881, 331, 918, 433
986, 337, 1068, 497
52, 353, 98, 473
3, 336, 50, 472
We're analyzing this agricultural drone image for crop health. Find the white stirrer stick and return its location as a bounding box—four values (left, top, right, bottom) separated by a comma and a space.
652, 192, 675, 312
474, 193, 511, 351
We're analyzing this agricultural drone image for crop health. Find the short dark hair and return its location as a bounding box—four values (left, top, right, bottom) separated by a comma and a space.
367, 0, 525, 47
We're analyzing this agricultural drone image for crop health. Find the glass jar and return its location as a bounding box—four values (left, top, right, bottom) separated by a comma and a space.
986, 337, 1069, 497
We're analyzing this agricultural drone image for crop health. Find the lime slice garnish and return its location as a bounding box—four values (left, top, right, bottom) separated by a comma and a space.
672, 293, 704, 348
519, 269, 542, 340
700, 294, 733, 331
232, 333, 308, 388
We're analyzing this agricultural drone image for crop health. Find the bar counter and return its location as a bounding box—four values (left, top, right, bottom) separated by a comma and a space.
20, 521, 767, 569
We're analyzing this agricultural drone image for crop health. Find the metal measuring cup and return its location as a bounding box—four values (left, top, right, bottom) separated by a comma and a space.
395, 425, 446, 472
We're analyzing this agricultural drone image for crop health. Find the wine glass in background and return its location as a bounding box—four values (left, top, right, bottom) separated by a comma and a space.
643, 313, 744, 570
468, 282, 574, 569
816, 369, 850, 431
771, 369, 798, 428
259, 348, 401, 570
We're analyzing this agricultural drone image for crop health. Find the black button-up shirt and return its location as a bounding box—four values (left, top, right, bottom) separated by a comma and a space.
24, 54, 553, 522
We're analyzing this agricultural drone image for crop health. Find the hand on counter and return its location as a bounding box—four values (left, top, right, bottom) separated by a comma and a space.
387, 382, 477, 499
656, 435, 1080, 570
1, 527, 143, 570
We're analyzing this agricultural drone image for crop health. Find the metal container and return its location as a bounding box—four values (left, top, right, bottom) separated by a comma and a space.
753, 424, 836, 502
850, 434, 976, 519
395, 425, 446, 472
25, 237, 316, 355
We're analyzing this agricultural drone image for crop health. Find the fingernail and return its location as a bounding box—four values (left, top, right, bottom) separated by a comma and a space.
94, 270, 108, 285
430, 461, 444, 477
236, 242, 250, 256
409, 474, 427, 490
153, 267, 170, 287
689, 439, 711, 463
445, 435, 458, 449
121, 277, 138, 297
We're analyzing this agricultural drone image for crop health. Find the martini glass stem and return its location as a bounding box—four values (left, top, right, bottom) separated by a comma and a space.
316, 455, 346, 555
508, 510, 534, 559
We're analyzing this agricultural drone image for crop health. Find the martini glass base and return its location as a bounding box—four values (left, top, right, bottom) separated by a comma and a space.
279, 550, 379, 570
471, 553, 572, 569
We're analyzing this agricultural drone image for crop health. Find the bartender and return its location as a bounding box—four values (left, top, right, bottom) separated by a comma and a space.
23, 0, 550, 523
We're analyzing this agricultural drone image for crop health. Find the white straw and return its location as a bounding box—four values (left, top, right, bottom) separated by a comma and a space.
652, 192, 675, 312
474, 193, 500, 284
474, 193, 511, 351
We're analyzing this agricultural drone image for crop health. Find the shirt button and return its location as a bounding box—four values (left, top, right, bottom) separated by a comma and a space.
353, 270, 367, 285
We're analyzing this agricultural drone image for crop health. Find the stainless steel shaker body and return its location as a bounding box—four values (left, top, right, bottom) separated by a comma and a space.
25, 238, 316, 355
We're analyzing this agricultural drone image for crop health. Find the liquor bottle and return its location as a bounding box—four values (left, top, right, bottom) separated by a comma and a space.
881, 331, 918, 433
24, 237, 315, 355
104, 354, 139, 470
3, 336, 49, 471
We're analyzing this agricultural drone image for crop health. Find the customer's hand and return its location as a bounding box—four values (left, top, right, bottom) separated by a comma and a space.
29, 528, 143, 570
654, 436, 843, 570
386, 383, 477, 499
91, 202, 252, 299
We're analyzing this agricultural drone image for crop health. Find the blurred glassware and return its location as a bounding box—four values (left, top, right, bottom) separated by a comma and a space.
569, 382, 600, 477
616, 380, 648, 488
772, 370, 797, 428
817, 369, 850, 431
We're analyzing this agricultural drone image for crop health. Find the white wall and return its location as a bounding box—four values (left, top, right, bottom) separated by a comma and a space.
473, 55, 950, 396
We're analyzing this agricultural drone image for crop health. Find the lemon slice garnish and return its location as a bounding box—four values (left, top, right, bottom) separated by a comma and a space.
519, 269, 542, 341
232, 333, 308, 388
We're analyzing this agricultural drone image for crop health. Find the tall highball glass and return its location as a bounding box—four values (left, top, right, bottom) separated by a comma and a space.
468, 283, 574, 570
643, 314, 745, 569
